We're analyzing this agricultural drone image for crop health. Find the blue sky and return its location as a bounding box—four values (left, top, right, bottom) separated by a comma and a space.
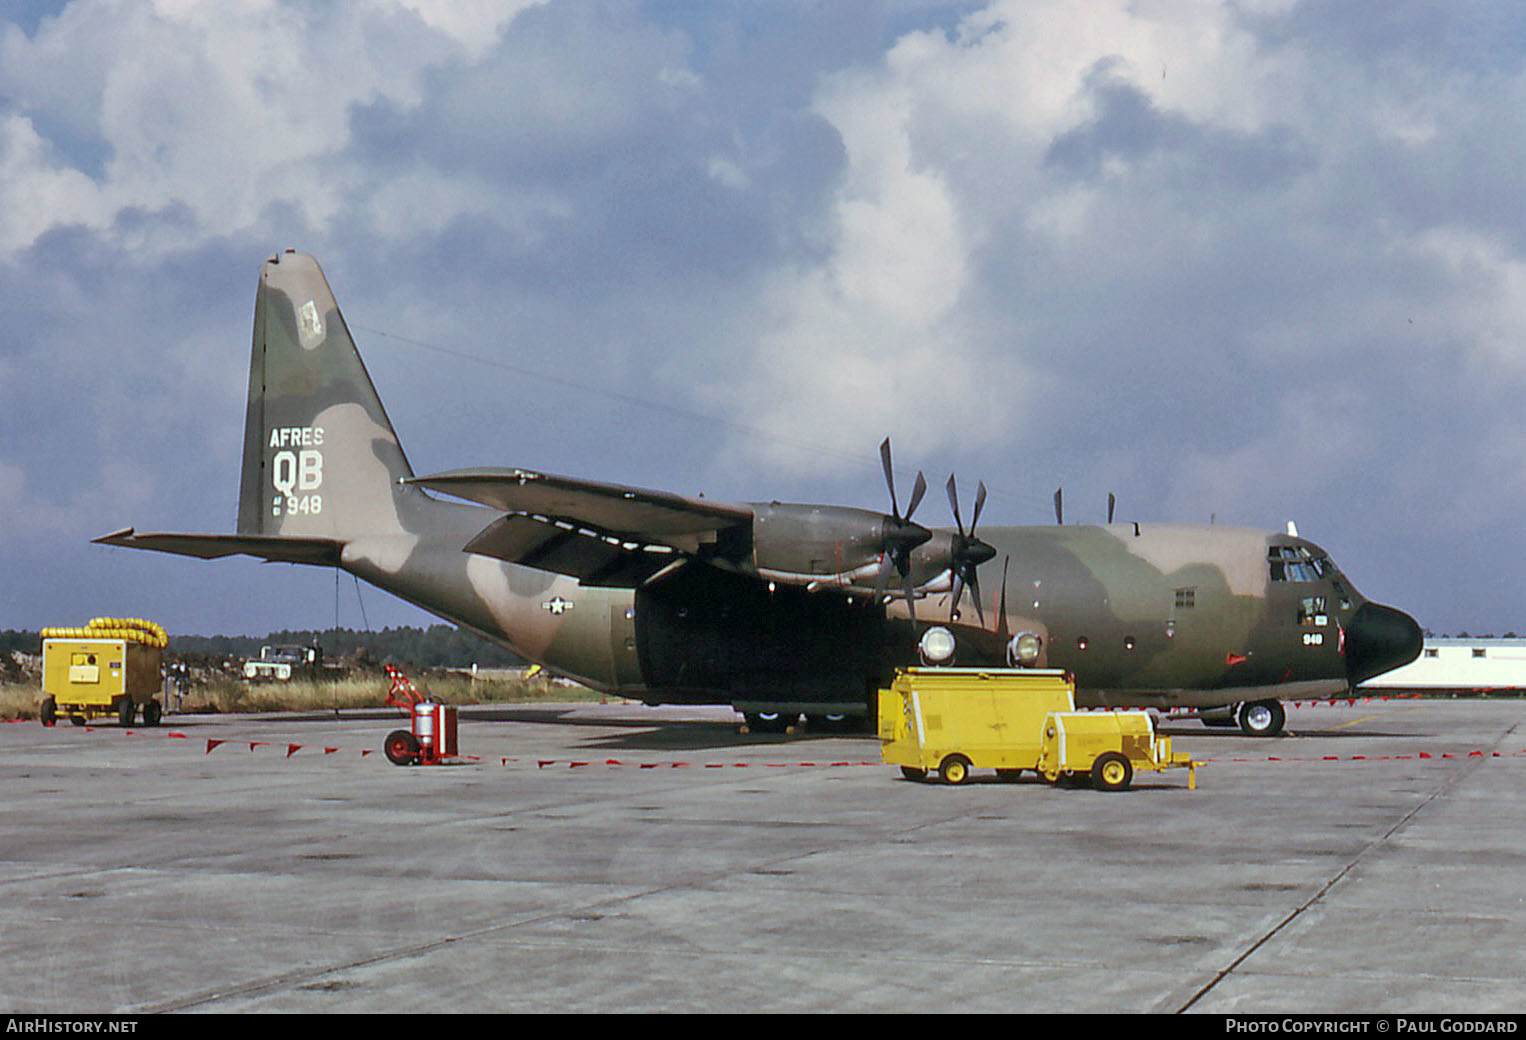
3, 0, 1523, 637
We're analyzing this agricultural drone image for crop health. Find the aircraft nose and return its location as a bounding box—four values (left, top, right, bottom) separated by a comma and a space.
1345, 602, 1423, 685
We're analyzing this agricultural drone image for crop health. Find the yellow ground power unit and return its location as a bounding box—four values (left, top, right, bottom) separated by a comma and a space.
878, 667, 1076, 784
40, 618, 168, 727
877, 666, 1197, 790
1036, 710, 1197, 791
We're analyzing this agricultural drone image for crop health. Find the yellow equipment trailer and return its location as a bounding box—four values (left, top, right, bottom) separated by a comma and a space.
40, 618, 168, 727
878, 666, 1197, 790
1037, 711, 1197, 791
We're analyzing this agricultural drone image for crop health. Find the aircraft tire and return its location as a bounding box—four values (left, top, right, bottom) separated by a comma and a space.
1091, 752, 1133, 791
744, 711, 796, 734
384, 729, 420, 766
806, 713, 859, 733
939, 754, 972, 786
1238, 699, 1286, 737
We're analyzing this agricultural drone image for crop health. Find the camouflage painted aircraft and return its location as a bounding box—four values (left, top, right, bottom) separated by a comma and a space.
99, 251, 1423, 736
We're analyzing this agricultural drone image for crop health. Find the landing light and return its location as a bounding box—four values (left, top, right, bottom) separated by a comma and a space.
1007, 631, 1042, 667
919, 626, 956, 665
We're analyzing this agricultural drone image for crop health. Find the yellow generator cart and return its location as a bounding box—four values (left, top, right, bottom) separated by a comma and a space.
878, 666, 1198, 790
41, 618, 168, 727
878, 667, 1077, 785
1037, 711, 1197, 791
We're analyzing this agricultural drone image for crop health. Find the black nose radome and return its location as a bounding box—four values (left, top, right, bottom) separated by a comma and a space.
1346, 602, 1423, 685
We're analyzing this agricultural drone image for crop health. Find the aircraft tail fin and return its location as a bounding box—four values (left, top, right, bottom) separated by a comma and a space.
237, 251, 413, 540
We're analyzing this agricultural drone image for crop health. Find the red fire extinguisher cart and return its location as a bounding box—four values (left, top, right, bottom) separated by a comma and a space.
382, 665, 461, 766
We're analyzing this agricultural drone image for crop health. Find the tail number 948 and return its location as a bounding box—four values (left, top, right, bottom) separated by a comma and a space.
271, 448, 324, 517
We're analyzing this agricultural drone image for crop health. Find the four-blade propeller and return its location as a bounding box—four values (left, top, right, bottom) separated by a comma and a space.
945, 474, 998, 626
875, 438, 932, 620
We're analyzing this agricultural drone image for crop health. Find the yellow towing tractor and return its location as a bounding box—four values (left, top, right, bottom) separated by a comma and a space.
40, 618, 169, 727
878, 667, 1198, 791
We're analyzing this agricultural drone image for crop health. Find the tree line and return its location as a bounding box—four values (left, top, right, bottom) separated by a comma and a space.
2, 625, 525, 670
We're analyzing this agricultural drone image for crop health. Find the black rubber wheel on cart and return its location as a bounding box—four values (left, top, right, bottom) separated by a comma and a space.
900, 766, 928, 781
384, 729, 420, 766
40, 697, 57, 727
117, 698, 135, 726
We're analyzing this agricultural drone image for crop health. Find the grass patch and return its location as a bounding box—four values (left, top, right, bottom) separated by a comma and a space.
1, 673, 611, 721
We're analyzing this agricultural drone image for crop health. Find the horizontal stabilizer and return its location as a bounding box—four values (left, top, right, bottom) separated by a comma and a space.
409, 468, 753, 555
94, 528, 344, 566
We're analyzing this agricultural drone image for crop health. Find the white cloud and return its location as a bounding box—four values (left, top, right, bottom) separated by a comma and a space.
382, 0, 542, 61
726, 0, 1324, 473
0, 0, 545, 258
0, 114, 110, 253
1408, 227, 1526, 377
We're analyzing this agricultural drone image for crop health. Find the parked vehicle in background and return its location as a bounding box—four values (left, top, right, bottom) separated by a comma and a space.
242, 644, 320, 681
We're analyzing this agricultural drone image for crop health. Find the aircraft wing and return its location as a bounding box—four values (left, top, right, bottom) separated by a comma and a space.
408, 468, 755, 586
94, 528, 345, 566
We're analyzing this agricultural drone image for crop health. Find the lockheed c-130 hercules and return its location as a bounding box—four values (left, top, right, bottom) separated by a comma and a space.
99, 251, 1423, 736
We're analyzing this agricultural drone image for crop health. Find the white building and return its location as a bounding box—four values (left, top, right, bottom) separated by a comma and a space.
1359, 637, 1526, 692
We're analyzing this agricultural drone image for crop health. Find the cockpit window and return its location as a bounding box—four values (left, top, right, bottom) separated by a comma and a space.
1269, 544, 1331, 583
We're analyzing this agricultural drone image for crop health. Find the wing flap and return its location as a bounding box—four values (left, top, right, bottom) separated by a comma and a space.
463, 514, 678, 587
94, 528, 344, 566
408, 468, 753, 550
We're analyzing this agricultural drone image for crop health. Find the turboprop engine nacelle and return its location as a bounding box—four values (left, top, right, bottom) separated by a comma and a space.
748, 502, 930, 590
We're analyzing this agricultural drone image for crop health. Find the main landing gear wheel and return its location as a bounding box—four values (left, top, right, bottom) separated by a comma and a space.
1090, 752, 1133, 792
805, 713, 860, 733
384, 729, 420, 766
743, 711, 796, 734
1238, 699, 1286, 737
939, 754, 972, 786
